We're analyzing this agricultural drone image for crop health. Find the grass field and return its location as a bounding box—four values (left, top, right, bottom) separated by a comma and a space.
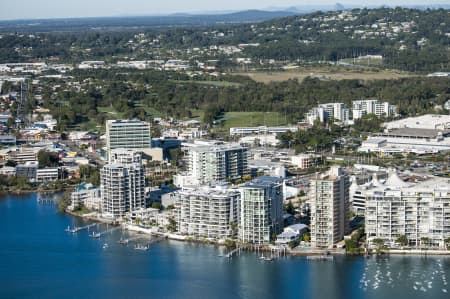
216, 111, 287, 131
186, 109, 204, 121
98, 106, 123, 117
134, 102, 162, 118
170, 80, 242, 87
236, 66, 415, 83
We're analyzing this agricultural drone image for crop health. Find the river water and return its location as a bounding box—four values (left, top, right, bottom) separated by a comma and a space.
1, 193, 449, 299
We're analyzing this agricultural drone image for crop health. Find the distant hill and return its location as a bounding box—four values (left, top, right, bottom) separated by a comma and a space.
0, 10, 298, 32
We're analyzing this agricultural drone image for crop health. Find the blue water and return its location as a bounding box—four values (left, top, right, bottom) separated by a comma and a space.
1, 193, 449, 299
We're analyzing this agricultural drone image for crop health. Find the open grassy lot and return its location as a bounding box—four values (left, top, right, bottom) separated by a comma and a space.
97, 106, 123, 117
170, 80, 242, 87
216, 111, 287, 131
134, 102, 162, 118
236, 66, 416, 83
186, 109, 204, 121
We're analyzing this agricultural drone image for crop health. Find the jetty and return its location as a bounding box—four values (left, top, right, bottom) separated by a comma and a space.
65, 223, 97, 234
37, 194, 54, 204
118, 234, 164, 246
97, 226, 121, 237
224, 245, 247, 258
306, 255, 335, 261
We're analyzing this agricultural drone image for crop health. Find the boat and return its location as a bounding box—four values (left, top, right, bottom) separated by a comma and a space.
134, 244, 149, 251
102, 243, 109, 249
118, 238, 129, 245
90, 232, 101, 238
65, 226, 79, 233
259, 254, 274, 262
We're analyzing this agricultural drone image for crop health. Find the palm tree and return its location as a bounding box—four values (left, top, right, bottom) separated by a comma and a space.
372, 238, 385, 254
444, 237, 450, 250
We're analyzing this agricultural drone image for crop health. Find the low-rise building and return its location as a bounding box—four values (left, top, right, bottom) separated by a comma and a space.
230, 126, 298, 136
290, 154, 322, 169
69, 183, 101, 211
275, 223, 308, 245
10, 147, 39, 164
359, 127, 450, 154
0, 134, 16, 145
0, 166, 16, 176
36, 167, 59, 182
15, 161, 38, 182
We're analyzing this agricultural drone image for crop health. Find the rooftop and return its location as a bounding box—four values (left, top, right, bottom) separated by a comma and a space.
363, 170, 450, 193
384, 114, 450, 130
381, 128, 450, 138
242, 176, 283, 189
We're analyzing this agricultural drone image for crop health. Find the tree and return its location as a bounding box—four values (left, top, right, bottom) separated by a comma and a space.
37, 150, 59, 168
224, 239, 236, 250
396, 235, 408, 246
285, 200, 295, 215
169, 148, 183, 166
445, 237, 450, 250
421, 237, 430, 247
79, 164, 100, 186
151, 202, 162, 210
302, 233, 310, 242
372, 238, 386, 254
167, 217, 177, 232
345, 239, 360, 255
230, 221, 238, 237
56, 191, 71, 213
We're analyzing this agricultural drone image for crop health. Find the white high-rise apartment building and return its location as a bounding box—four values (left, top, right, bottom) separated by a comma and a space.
100, 149, 145, 218
106, 119, 151, 152
175, 140, 249, 187
176, 186, 240, 239
310, 166, 350, 248
305, 103, 350, 125
364, 171, 450, 248
239, 176, 283, 245
352, 99, 397, 119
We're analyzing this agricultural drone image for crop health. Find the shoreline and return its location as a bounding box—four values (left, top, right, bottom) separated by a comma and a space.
61, 208, 450, 258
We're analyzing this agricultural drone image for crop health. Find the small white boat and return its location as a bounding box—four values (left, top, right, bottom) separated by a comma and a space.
259, 255, 273, 262
134, 244, 149, 251
90, 232, 101, 238
103, 243, 109, 249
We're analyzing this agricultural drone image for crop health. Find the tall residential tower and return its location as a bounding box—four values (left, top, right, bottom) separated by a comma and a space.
239, 176, 284, 245
100, 149, 145, 218
310, 166, 350, 248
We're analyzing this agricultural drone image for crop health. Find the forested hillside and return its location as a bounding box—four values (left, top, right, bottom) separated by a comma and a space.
0, 8, 449, 72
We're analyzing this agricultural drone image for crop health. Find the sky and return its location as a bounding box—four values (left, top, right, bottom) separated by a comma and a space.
0, 0, 447, 20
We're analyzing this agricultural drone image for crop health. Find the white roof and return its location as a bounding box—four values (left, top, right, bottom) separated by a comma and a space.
285, 223, 308, 231
384, 171, 410, 188
384, 114, 450, 130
